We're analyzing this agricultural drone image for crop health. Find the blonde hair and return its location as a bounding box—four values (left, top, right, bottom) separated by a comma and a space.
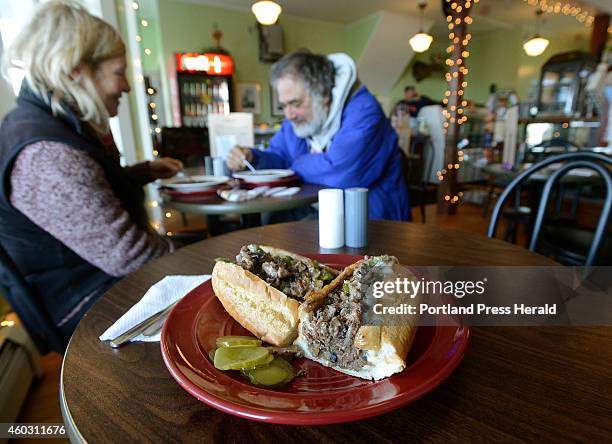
2, 0, 125, 133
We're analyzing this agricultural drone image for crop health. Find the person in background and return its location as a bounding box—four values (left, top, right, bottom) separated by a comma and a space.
227, 50, 410, 221
391, 85, 439, 118
0, 1, 183, 340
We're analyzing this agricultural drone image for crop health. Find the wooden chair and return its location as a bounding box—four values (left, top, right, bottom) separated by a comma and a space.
402, 135, 438, 223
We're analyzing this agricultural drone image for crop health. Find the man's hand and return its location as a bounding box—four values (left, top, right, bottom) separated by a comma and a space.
150, 157, 184, 179
226, 146, 253, 171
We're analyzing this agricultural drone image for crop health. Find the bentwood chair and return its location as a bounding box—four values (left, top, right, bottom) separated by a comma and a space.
402, 134, 437, 223
487, 152, 612, 267
0, 242, 65, 354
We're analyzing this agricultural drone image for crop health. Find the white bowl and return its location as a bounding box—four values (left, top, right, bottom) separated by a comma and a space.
160, 175, 230, 191
233, 169, 295, 183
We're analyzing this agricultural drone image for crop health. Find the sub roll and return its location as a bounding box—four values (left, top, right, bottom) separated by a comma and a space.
294, 256, 421, 380
212, 244, 338, 346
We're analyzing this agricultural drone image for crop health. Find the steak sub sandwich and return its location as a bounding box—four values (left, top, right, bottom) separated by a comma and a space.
212, 245, 338, 346
294, 255, 421, 380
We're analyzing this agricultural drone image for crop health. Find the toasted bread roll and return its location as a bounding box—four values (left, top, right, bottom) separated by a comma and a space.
294, 322, 418, 380
294, 256, 420, 380
211, 245, 338, 347
212, 261, 300, 346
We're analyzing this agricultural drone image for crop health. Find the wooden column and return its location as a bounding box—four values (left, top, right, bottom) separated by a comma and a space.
437, 0, 471, 215
590, 14, 610, 62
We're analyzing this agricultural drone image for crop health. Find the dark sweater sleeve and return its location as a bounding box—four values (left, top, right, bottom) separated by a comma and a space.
9, 142, 176, 277
124, 161, 155, 186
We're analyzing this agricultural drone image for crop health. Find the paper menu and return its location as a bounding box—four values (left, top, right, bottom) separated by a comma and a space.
208, 113, 255, 160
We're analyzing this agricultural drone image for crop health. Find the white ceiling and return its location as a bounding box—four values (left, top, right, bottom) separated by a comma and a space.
177, 0, 608, 37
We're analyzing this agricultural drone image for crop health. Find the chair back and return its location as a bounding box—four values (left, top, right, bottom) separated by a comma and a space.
487, 152, 612, 267
0, 242, 65, 354
417, 105, 445, 182
405, 134, 436, 186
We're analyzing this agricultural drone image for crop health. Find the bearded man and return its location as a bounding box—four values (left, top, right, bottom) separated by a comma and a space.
227, 50, 410, 221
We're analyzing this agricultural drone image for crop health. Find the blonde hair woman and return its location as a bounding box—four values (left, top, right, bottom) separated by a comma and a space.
0, 1, 183, 347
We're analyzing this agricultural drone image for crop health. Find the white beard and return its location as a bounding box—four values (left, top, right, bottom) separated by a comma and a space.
290, 94, 328, 138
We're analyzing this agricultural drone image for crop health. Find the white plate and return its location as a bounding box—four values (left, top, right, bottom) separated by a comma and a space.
232, 169, 295, 183
160, 175, 229, 191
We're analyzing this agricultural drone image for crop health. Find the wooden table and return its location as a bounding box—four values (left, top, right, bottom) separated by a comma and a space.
162, 183, 321, 216
60, 221, 612, 443
163, 183, 321, 231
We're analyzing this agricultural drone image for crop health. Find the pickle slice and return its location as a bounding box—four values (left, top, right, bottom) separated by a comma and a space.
215, 336, 262, 348
208, 348, 216, 362
213, 346, 272, 371
241, 357, 296, 387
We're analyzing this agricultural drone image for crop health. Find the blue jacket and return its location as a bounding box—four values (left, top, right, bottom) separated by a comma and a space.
251, 86, 411, 221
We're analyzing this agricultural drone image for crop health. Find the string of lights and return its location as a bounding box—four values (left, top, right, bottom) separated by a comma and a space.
523, 0, 611, 32
438, 0, 477, 206
131, 1, 170, 231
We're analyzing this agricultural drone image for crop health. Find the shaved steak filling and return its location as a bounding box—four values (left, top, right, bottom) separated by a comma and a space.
301, 256, 397, 371
235, 244, 335, 301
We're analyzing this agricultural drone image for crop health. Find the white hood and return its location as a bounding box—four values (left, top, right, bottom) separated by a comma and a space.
308, 53, 357, 153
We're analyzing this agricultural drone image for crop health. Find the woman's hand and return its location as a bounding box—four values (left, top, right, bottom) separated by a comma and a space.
150, 157, 184, 179
226, 146, 253, 171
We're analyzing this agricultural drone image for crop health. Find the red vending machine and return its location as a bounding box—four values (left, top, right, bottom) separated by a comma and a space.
169, 52, 234, 127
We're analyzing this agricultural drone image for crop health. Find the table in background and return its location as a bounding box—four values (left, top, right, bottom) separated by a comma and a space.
61, 221, 611, 443
163, 183, 321, 230
483, 162, 603, 185
481, 162, 604, 219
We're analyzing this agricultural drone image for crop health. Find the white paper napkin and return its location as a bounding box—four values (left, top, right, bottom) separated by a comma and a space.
218, 186, 268, 202
272, 186, 300, 197
99, 275, 211, 343
218, 186, 301, 202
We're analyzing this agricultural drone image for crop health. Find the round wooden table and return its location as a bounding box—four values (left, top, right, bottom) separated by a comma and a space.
60, 221, 612, 442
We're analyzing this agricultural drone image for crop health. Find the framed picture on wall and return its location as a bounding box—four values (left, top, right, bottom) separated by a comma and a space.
235, 82, 262, 114
270, 84, 284, 117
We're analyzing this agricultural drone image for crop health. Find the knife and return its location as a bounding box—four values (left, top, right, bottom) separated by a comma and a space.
109, 300, 178, 348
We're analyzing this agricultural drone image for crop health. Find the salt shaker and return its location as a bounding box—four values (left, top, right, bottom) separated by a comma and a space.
318, 189, 344, 249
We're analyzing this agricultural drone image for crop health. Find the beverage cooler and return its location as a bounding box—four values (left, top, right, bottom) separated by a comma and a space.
169, 52, 234, 127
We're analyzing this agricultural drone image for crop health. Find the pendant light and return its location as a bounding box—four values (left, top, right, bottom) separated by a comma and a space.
252, 1, 282, 26
523, 10, 549, 57
409, 0, 433, 53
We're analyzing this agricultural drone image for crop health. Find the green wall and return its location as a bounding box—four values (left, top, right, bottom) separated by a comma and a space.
468, 29, 523, 103
343, 12, 382, 62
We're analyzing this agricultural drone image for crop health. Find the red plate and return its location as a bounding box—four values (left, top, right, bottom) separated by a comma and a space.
160, 254, 470, 425
163, 185, 231, 202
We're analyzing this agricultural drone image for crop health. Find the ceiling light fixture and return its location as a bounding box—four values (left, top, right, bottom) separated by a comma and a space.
523, 10, 549, 56
409, 1, 433, 53
252, 1, 282, 26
